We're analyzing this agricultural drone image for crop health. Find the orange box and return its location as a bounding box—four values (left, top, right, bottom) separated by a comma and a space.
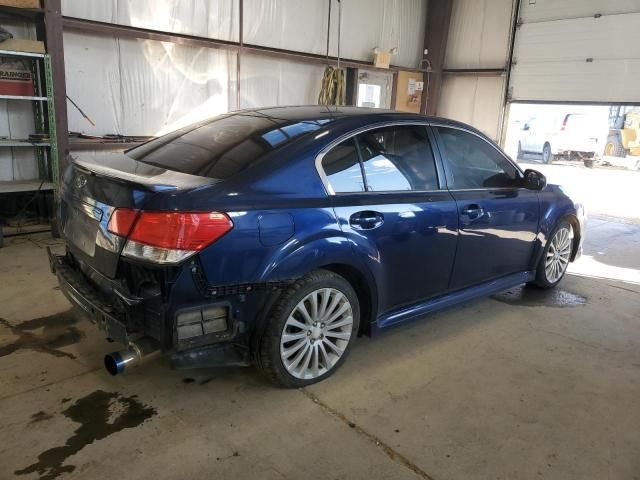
0, 60, 35, 96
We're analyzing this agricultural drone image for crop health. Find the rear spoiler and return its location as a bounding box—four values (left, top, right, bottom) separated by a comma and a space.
72, 152, 218, 192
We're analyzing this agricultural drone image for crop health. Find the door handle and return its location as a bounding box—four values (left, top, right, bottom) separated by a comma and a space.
349, 211, 384, 230
461, 204, 485, 220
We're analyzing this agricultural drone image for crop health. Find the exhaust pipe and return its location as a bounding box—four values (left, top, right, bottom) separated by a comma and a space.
104, 337, 160, 376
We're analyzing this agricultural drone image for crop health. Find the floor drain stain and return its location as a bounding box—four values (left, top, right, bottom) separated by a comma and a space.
492, 285, 587, 307
15, 390, 156, 480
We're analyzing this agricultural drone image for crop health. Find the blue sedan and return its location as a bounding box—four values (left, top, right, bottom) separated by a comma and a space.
49, 106, 585, 387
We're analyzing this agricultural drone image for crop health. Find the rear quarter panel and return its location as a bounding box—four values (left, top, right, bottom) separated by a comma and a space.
169, 142, 376, 294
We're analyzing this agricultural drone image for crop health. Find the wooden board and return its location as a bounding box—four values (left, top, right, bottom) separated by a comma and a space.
394, 71, 423, 114
0, 0, 40, 8
0, 38, 46, 54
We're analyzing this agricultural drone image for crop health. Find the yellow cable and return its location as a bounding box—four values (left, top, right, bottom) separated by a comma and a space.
318, 66, 346, 106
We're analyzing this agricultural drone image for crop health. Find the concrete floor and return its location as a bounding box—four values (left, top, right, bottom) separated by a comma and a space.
1, 217, 639, 480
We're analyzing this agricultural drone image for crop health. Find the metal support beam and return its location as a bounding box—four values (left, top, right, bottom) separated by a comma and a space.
44, 0, 69, 174
421, 0, 453, 116
443, 68, 506, 76
497, 0, 522, 145
236, 0, 243, 110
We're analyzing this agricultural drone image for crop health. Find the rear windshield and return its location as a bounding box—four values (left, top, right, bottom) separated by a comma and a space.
128, 113, 331, 179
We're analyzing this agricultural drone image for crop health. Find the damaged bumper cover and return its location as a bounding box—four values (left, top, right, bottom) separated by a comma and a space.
48, 247, 132, 345
47, 247, 253, 369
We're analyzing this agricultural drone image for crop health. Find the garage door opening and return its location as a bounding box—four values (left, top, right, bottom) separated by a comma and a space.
502, 102, 640, 224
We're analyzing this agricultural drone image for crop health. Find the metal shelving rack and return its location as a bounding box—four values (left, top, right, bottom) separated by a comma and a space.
0, 3, 60, 246
0, 49, 57, 194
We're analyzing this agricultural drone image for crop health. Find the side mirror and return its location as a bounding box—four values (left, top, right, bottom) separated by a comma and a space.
522, 124, 530, 131
523, 169, 547, 191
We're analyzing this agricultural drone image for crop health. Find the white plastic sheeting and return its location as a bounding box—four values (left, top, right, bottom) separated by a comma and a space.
64, 31, 236, 137
62, 0, 426, 68
438, 75, 505, 141
61, 0, 427, 139
239, 55, 324, 109
444, 0, 512, 69
61, 0, 239, 42
63, 31, 332, 136
243, 0, 426, 68
0, 20, 38, 181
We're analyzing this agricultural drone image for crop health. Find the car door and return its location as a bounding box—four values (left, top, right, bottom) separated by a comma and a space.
522, 118, 544, 153
433, 125, 540, 290
520, 119, 534, 152
528, 118, 546, 153
319, 123, 459, 315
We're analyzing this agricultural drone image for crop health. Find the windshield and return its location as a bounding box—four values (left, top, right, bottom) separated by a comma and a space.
128, 113, 331, 179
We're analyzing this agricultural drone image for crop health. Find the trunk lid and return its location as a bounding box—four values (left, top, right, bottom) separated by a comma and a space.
60, 151, 216, 278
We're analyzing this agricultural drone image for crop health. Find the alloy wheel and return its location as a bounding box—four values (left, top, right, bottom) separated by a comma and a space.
545, 226, 572, 283
280, 288, 353, 380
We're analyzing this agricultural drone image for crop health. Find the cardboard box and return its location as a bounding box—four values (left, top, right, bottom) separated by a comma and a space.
394, 71, 423, 114
0, 0, 41, 8
0, 59, 35, 96
0, 38, 45, 54
373, 51, 391, 69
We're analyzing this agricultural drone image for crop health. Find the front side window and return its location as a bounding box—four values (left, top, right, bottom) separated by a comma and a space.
321, 138, 366, 193
357, 125, 438, 192
436, 127, 520, 189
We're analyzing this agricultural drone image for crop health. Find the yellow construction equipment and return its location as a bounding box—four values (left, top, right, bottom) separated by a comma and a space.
605, 106, 640, 157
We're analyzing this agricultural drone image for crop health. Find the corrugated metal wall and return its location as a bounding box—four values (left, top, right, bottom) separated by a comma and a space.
437, 0, 513, 140
510, 0, 640, 102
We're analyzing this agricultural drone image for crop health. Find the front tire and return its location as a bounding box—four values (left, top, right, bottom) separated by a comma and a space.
531, 220, 573, 289
256, 270, 360, 388
604, 134, 625, 157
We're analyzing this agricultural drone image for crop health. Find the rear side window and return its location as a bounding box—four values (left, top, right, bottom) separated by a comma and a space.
321, 139, 366, 193
320, 124, 439, 194
357, 125, 438, 191
436, 127, 520, 189
128, 114, 330, 180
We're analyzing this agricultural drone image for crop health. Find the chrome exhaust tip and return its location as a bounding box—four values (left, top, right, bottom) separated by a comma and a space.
104, 337, 160, 376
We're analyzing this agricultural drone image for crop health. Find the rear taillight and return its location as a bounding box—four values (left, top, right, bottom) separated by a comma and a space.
107, 208, 139, 237
108, 209, 233, 264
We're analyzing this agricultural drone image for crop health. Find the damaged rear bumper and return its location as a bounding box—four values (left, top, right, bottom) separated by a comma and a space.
48, 247, 132, 345
47, 247, 252, 370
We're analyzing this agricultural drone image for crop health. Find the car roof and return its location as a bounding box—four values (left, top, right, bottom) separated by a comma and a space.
225, 105, 475, 132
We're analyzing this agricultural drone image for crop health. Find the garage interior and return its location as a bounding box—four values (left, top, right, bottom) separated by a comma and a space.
1, 0, 639, 479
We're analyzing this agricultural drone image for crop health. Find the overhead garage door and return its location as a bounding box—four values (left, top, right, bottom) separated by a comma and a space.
509, 0, 640, 103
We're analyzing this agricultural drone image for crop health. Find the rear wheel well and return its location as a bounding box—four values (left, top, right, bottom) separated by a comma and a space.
321, 263, 373, 335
